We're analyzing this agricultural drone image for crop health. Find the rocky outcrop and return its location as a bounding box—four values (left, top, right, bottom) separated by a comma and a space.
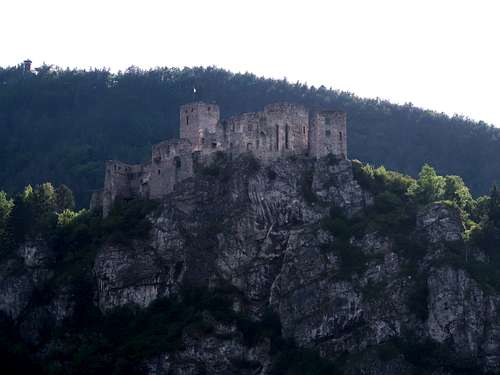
147, 314, 271, 375
313, 158, 373, 217
417, 202, 464, 243
0, 240, 54, 319
427, 266, 500, 370
3, 156, 500, 374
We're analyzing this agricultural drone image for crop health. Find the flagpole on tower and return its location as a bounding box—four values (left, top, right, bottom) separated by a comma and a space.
193, 87, 197, 101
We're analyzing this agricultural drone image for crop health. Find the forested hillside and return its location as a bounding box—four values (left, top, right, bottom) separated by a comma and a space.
1, 64, 498, 206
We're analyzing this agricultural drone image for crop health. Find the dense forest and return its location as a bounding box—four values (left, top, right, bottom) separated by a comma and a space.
1, 63, 499, 207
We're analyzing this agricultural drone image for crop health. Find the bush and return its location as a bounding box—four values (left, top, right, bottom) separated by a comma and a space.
103, 199, 159, 244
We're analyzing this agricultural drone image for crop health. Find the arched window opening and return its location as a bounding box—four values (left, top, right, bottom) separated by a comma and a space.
247, 143, 253, 150
186, 116, 189, 126
339, 131, 343, 141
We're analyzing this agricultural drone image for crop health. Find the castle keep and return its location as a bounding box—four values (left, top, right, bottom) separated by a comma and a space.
91, 102, 347, 216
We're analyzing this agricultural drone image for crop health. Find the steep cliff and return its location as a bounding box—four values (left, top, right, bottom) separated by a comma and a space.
1, 154, 499, 374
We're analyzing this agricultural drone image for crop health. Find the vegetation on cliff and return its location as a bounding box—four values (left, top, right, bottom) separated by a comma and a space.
2, 157, 500, 374
1, 64, 499, 207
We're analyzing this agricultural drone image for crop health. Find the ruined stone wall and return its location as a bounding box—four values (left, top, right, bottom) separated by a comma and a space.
179, 102, 220, 152
103, 161, 141, 217
309, 111, 347, 159
90, 190, 103, 212
224, 112, 263, 157
222, 103, 309, 161
97, 101, 347, 215
149, 139, 194, 199
262, 103, 309, 159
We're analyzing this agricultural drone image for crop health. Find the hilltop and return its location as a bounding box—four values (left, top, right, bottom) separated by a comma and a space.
0, 64, 498, 206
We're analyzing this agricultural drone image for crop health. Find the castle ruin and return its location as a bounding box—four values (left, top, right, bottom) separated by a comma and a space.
91, 102, 347, 216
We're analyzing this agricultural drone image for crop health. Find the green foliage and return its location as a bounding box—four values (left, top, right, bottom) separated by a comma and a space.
57, 208, 86, 226
352, 159, 415, 196
443, 175, 474, 212
351, 161, 418, 237
10, 183, 58, 243
407, 164, 446, 204
320, 208, 369, 279
55, 184, 76, 212
404, 165, 474, 216
470, 185, 500, 249
102, 199, 159, 244
0, 191, 13, 224
1, 64, 500, 209
0, 191, 14, 253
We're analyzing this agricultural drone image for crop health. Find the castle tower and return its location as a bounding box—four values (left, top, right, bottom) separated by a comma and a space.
179, 102, 220, 151
263, 103, 309, 158
309, 111, 347, 159
149, 139, 193, 199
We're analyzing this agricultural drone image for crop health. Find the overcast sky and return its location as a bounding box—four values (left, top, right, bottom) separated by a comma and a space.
2, 0, 499, 125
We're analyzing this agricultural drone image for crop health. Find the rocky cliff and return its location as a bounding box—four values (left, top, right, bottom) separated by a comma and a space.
1, 154, 499, 374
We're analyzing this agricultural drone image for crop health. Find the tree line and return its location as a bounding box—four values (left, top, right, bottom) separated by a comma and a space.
1, 63, 499, 206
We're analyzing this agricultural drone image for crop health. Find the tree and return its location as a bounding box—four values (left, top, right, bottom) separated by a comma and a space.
443, 175, 474, 211
56, 184, 75, 212
407, 164, 446, 204
0, 191, 14, 253
9, 183, 59, 242
0, 191, 13, 226
488, 184, 500, 226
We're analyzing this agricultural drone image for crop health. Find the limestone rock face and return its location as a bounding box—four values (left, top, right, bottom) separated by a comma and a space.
417, 202, 464, 243
0, 240, 54, 319
426, 267, 500, 370
147, 315, 271, 375
4, 156, 500, 374
313, 158, 373, 217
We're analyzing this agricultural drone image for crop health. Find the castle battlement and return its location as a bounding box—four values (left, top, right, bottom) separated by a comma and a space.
91, 101, 348, 216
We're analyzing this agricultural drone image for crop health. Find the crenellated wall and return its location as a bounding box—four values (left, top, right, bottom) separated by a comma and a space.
95, 101, 347, 216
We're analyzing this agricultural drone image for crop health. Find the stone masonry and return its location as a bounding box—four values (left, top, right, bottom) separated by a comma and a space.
91, 101, 348, 216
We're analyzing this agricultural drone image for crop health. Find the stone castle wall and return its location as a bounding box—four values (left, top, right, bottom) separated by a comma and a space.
95, 101, 347, 216
180, 102, 220, 152
102, 160, 151, 216
149, 139, 193, 199
309, 111, 347, 159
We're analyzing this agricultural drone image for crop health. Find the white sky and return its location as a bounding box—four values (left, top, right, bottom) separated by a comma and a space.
2, 0, 499, 125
